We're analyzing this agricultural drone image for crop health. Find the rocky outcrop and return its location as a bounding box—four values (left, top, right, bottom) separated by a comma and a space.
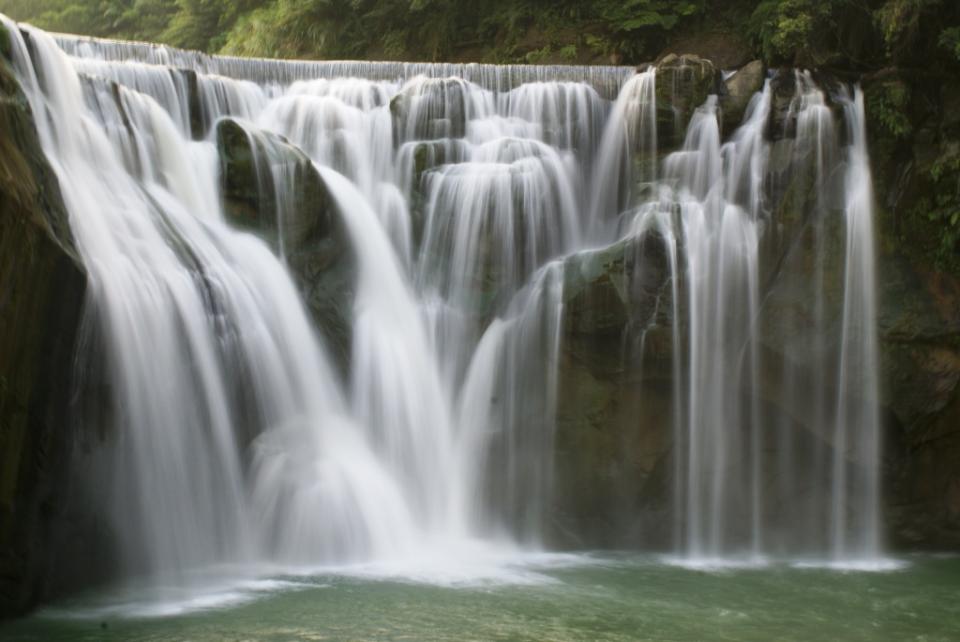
0, 33, 87, 617
879, 258, 960, 548
721, 60, 765, 134
390, 78, 468, 145
861, 64, 960, 550
654, 54, 721, 149
547, 218, 957, 550
551, 231, 674, 548
216, 118, 356, 369
547, 61, 960, 550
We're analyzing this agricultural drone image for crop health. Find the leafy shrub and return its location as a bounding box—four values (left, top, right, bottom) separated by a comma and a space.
867, 80, 912, 140
748, 0, 846, 64
911, 153, 960, 270
941, 26, 960, 61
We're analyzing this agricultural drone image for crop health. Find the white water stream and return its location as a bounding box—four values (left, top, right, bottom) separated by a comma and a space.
0, 16, 889, 594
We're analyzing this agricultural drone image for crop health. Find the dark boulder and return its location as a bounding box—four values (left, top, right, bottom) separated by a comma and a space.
654, 54, 721, 149
0, 41, 87, 618
216, 118, 356, 370
721, 60, 765, 134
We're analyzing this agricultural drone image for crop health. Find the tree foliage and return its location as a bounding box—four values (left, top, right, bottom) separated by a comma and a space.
0, 0, 957, 67
0, 0, 710, 62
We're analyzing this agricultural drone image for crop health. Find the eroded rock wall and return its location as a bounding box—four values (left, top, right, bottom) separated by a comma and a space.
0, 26, 87, 617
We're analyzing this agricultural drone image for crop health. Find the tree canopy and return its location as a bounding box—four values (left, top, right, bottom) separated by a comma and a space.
0, 0, 955, 68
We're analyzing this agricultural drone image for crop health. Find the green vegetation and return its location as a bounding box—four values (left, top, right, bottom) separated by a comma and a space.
0, 0, 956, 68
0, 0, 704, 62
749, 0, 847, 64
907, 154, 960, 272
867, 79, 912, 139
941, 26, 960, 61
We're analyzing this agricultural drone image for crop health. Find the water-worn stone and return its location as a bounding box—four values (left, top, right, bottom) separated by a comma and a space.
551, 231, 675, 548
877, 255, 960, 548
216, 118, 356, 370
0, 41, 87, 618
390, 78, 468, 145
654, 54, 721, 149
562, 231, 671, 339
721, 60, 765, 134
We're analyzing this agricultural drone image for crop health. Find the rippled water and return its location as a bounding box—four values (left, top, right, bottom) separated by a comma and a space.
3, 554, 959, 641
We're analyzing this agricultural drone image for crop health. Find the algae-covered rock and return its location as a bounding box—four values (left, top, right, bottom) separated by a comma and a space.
767, 70, 799, 140
562, 231, 670, 338
217, 118, 277, 233
550, 231, 675, 548
0, 21, 11, 62
177, 68, 206, 139
655, 54, 721, 149
390, 78, 468, 145
0, 36, 87, 618
855, 61, 960, 548
216, 118, 356, 369
721, 60, 765, 134
877, 255, 960, 548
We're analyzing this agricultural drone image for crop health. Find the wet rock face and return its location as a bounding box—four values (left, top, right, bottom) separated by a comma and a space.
562, 231, 671, 338
551, 231, 675, 548
721, 60, 765, 134
878, 259, 960, 549
217, 118, 339, 251
654, 54, 721, 149
390, 78, 469, 145
547, 63, 960, 548
216, 117, 356, 370
0, 40, 87, 617
217, 118, 271, 231
765, 70, 808, 141
861, 63, 960, 549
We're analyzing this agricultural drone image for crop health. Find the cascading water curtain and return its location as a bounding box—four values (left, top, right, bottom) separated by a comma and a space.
1, 12, 886, 579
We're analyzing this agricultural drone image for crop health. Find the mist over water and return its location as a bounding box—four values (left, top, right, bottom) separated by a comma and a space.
0, 14, 889, 604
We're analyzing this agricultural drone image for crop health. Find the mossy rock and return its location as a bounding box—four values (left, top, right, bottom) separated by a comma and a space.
216, 118, 273, 233
720, 60, 765, 135
562, 231, 670, 338
0, 53, 88, 617
176, 68, 206, 139
390, 78, 468, 145
215, 117, 356, 371
0, 21, 11, 63
551, 230, 675, 549
654, 54, 721, 149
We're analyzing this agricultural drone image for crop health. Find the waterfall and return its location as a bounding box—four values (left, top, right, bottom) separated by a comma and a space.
832, 87, 882, 561
0, 13, 888, 584
622, 72, 884, 564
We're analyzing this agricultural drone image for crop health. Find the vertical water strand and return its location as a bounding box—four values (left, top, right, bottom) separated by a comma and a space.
794, 73, 839, 552
832, 87, 882, 561
586, 69, 657, 242
503, 263, 565, 542
659, 86, 770, 560
316, 166, 463, 539
723, 83, 772, 558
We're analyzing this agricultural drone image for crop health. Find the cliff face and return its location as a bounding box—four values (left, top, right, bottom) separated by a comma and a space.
0, 25, 87, 618
867, 67, 960, 549
548, 56, 960, 551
